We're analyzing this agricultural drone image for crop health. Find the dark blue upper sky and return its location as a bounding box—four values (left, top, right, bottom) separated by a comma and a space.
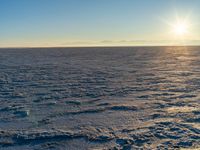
0, 0, 200, 47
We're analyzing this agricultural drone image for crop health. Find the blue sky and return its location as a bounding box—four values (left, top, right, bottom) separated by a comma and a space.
0, 0, 200, 47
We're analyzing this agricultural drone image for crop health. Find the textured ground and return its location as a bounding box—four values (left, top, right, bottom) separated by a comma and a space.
0, 47, 199, 150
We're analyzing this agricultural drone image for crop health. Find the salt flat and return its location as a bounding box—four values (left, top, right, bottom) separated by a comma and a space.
0, 46, 199, 149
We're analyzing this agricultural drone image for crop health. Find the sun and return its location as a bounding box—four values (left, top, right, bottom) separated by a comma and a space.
162, 13, 192, 39
172, 22, 188, 36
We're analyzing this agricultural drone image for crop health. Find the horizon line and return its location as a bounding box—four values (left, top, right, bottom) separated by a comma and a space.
0, 44, 200, 49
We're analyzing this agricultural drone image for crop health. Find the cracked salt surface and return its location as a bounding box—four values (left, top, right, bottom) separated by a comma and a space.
0, 46, 199, 149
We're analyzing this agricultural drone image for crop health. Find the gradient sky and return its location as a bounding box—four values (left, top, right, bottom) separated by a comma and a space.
1, 0, 200, 47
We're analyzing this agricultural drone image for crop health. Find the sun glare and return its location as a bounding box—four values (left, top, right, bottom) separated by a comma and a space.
173, 22, 188, 36
163, 13, 192, 39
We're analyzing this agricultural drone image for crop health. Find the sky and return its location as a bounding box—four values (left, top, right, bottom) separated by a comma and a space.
0, 0, 200, 47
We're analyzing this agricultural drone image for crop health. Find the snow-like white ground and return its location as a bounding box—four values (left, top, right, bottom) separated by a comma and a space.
0, 47, 199, 149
